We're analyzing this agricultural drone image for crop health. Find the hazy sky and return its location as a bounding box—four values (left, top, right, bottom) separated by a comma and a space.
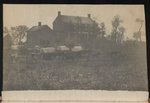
3, 4, 146, 40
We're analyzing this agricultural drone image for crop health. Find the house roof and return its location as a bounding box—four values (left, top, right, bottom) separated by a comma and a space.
27, 25, 52, 32
54, 15, 96, 25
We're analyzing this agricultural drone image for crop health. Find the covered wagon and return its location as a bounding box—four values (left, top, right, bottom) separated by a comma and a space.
40, 47, 56, 59
56, 46, 70, 52
71, 46, 83, 52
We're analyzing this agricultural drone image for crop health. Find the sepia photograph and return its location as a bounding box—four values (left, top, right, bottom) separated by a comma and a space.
2, 4, 148, 102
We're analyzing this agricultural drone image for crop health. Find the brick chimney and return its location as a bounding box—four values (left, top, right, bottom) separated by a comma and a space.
58, 11, 61, 16
88, 14, 91, 18
38, 22, 42, 26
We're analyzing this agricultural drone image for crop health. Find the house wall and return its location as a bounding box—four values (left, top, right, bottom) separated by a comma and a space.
26, 29, 55, 47
53, 20, 99, 46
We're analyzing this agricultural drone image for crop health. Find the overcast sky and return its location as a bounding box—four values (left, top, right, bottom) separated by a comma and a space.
3, 4, 146, 40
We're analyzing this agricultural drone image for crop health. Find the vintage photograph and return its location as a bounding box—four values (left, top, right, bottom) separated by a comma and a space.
3, 5, 148, 91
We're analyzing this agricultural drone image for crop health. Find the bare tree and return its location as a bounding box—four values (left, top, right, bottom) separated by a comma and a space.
136, 18, 144, 32
133, 18, 144, 41
133, 31, 141, 41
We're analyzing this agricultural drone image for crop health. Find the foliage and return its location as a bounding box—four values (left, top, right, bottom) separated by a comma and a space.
99, 22, 106, 38
112, 15, 123, 30
133, 31, 141, 41
118, 26, 125, 43
111, 15, 125, 43
3, 27, 9, 33
11, 25, 29, 45
3, 40, 147, 90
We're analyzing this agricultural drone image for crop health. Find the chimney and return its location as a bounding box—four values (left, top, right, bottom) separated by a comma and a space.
88, 14, 91, 18
38, 22, 42, 26
58, 11, 61, 16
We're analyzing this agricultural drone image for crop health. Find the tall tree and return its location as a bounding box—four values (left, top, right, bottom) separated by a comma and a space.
118, 26, 125, 43
133, 31, 141, 41
111, 15, 123, 43
11, 25, 28, 45
100, 22, 106, 38
134, 18, 144, 41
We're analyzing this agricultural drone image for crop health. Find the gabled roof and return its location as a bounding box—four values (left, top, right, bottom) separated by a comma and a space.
27, 25, 52, 32
54, 15, 95, 25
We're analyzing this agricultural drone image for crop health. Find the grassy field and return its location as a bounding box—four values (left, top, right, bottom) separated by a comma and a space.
3, 41, 148, 91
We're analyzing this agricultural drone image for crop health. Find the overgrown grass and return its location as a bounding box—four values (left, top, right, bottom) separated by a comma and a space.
3, 41, 148, 91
